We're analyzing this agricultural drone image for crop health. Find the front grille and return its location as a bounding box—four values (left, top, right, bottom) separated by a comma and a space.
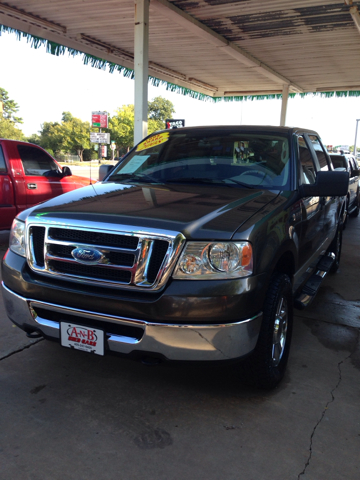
147, 240, 171, 283
49, 227, 139, 249
49, 244, 134, 266
32, 226, 45, 267
49, 260, 132, 283
28, 224, 185, 291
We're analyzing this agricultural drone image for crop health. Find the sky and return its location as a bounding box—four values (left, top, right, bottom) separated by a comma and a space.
1, 30, 360, 148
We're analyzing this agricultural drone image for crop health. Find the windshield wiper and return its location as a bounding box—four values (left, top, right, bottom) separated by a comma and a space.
165, 177, 221, 185
109, 173, 160, 183
225, 178, 256, 189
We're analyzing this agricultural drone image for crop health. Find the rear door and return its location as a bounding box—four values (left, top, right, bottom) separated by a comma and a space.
17, 144, 65, 207
347, 156, 358, 207
306, 134, 338, 242
0, 143, 16, 229
296, 134, 325, 269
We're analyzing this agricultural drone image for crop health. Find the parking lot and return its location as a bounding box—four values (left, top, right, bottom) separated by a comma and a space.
1, 218, 359, 480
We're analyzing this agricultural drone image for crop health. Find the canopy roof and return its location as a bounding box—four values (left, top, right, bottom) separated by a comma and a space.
1, 0, 360, 100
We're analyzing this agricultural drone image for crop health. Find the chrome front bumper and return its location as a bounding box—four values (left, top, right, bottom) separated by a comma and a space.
1, 282, 262, 361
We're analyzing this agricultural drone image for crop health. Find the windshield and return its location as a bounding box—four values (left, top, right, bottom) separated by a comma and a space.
109, 131, 291, 189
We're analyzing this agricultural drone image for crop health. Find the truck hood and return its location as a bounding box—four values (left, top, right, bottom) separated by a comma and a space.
26, 181, 281, 240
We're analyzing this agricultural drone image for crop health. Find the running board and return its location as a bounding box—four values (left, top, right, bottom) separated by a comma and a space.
294, 253, 335, 310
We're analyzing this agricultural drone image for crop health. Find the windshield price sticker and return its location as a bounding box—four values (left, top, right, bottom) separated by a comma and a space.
60, 322, 104, 355
136, 132, 169, 152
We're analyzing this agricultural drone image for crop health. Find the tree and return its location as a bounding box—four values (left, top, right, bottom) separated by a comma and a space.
0, 87, 23, 125
54, 112, 93, 162
38, 121, 62, 155
0, 87, 24, 140
26, 133, 41, 145
36, 112, 94, 161
148, 96, 175, 132
0, 117, 24, 140
108, 96, 175, 155
108, 105, 135, 155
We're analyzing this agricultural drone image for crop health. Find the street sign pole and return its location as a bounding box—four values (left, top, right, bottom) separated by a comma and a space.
92, 112, 109, 162
98, 127, 102, 162
354, 119, 360, 162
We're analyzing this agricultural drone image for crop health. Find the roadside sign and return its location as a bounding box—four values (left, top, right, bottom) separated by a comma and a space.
92, 111, 108, 128
101, 145, 107, 157
165, 119, 185, 129
110, 143, 116, 150
90, 132, 110, 144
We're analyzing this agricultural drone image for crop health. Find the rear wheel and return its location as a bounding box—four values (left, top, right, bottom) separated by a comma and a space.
241, 273, 293, 389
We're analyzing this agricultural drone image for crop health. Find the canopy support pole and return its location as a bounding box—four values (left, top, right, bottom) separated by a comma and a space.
280, 84, 289, 127
134, 0, 149, 145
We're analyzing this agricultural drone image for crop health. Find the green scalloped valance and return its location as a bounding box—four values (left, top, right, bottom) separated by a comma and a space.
2, 24, 360, 102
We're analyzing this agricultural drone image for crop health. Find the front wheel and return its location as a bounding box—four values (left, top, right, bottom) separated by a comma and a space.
240, 273, 293, 389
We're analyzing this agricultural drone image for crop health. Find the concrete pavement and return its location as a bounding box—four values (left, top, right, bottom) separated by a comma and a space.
0, 220, 359, 480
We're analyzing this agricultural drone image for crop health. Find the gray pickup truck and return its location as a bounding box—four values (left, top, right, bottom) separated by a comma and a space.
1, 126, 349, 388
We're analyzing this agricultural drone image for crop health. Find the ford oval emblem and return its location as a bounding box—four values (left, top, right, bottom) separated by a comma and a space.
71, 247, 104, 265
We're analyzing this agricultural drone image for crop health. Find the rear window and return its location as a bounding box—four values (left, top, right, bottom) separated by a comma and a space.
17, 145, 59, 176
330, 155, 347, 170
0, 145, 6, 173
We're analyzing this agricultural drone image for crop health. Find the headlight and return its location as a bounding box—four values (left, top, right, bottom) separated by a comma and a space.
9, 219, 26, 257
173, 241, 253, 279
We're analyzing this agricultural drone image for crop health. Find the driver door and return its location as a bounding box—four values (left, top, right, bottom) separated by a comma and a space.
17, 144, 65, 208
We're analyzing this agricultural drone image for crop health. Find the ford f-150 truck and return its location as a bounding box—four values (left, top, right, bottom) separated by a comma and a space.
1, 126, 348, 388
0, 138, 91, 230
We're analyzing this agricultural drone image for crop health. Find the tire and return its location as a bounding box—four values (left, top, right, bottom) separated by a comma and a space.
328, 224, 343, 273
241, 273, 293, 389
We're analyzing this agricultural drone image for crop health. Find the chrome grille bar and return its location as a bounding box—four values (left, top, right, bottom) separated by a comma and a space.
26, 220, 186, 291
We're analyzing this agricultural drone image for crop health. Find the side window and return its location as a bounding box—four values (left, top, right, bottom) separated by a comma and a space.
17, 145, 59, 176
349, 157, 357, 173
308, 135, 329, 171
0, 145, 7, 173
298, 135, 316, 185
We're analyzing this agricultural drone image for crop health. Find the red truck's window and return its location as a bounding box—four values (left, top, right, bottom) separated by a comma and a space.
17, 145, 59, 176
0, 145, 6, 173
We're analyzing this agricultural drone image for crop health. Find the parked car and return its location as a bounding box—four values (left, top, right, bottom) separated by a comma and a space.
1, 126, 348, 389
0, 139, 92, 230
330, 153, 359, 224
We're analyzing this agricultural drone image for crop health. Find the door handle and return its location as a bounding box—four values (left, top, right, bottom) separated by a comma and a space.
27, 183, 37, 189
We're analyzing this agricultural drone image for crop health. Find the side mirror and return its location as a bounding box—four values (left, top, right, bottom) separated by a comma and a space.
351, 168, 359, 178
62, 166, 72, 177
299, 171, 349, 197
99, 165, 114, 181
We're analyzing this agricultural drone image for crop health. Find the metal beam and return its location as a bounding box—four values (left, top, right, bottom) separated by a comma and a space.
134, 0, 149, 144
280, 84, 289, 127
0, 6, 218, 98
345, 0, 360, 34
151, 0, 303, 93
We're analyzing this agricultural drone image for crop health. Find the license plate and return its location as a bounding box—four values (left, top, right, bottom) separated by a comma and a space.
60, 322, 104, 356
